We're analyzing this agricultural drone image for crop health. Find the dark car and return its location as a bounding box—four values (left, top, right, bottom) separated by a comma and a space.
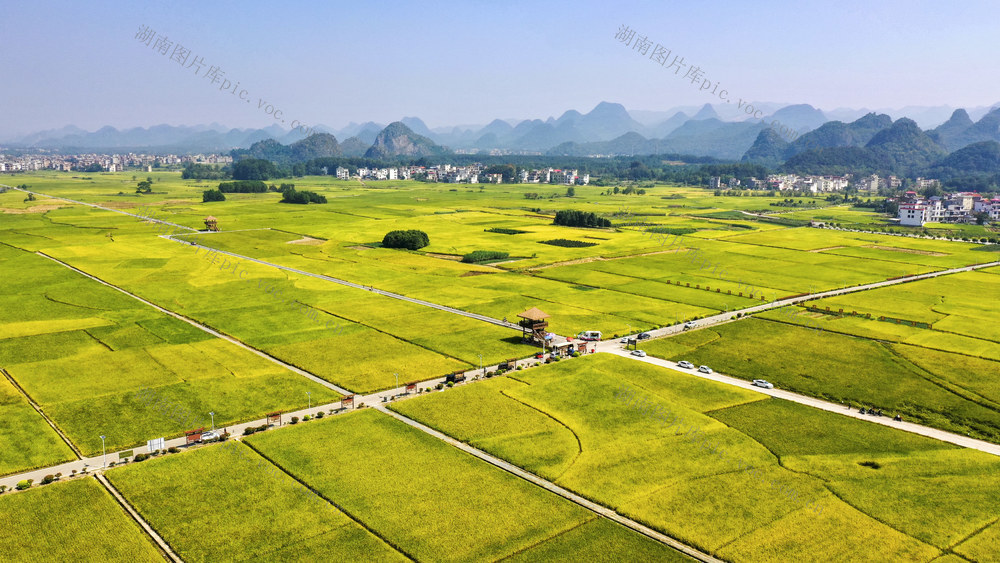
637, 332, 652, 340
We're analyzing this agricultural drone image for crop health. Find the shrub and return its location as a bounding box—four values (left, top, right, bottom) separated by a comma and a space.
290, 416, 300, 424
0, 485, 6, 493
16, 480, 30, 490
134, 453, 150, 462
243, 424, 268, 436
859, 460, 882, 469
446, 381, 454, 388
435, 383, 444, 390
484, 227, 527, 235
280, 187, 327, 204
461, 250, 510, 263
168, 447, 179, 453
217, 180, 267, 193
202, 189, 226, 202
315, 411, 324, 419
553, 210, 611, 228
382, 230, 429, 250
41, 475, 55, 485
303, 415, 311, 421
540, 239, 597, 248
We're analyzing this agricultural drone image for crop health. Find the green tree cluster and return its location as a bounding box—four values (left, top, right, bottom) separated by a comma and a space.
382, 230, 429, 250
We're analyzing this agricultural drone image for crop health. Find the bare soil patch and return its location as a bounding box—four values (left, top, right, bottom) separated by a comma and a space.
288, 237, 325, 246
865, 245, 947, 256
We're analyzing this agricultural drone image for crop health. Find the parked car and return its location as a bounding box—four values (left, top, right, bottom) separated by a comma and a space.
620, 337, 629, 343
677, 360, 694, 369
631, 349, 647, 357
684, 321, 697, 329
752, 379, 774, 389
200, 431, 219, 442
579, 331, 602, 341
637, 332, 651, 340
698, 365, 713, 374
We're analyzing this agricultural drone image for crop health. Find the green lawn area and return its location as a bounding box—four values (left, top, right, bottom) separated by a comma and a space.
390, 354, 1000, 561
246, 407, 688, 561
107, 442, 405, 562
0, 477, 162, 562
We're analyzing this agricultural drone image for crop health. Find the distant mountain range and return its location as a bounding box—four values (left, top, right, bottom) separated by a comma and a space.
4, 101, 999, 165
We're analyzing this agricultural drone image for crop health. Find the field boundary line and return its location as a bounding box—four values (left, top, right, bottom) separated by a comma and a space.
496, 389, 585, 481
95, 473, 183, 563
376, 405, 723, 563
494, 516, 597, 562
239, 439, 417, 561
1, 367, 83, 459
33, 251, 352, 396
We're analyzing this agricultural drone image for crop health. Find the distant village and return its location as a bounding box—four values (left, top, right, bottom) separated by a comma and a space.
0, 152, 591, 186
335, 164, 589, 185
0, 152, 231, 173
713, 173, 940, 194
897, 191, 1000, 226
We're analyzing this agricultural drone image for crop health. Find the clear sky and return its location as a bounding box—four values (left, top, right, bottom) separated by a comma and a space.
1, 0, 998, 136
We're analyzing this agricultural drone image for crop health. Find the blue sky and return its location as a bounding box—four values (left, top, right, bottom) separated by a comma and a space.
1, 0, 998, 136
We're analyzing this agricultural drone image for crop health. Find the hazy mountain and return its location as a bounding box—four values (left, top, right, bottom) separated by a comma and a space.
929, 109, 976, 151
648, 111, 689, 138
780, 116, 946, 175
764, 104, 828, 132
692, 103, 720, 121
661, 119, 767, 159
546, 131, 652, 157
289, 133, 340, 161
338, 136, 370, 157
964, 107, 1000, 144
864, 117, 947, 171
364, 122, 449, 159
787, 113, 893, 157
400, 117, 436, 140
741, 128, 790, 167
10, 101, 1000, 159
929, 141, 1000, 178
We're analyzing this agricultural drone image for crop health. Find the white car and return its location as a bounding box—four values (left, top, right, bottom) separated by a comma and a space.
200, 431, 219, 442
684, 321, 697, 329
620, 337, 629, 343
752, 379, 774, 389
698, 365, 713, 374
677, 360, 694, 369
631, 349, 647, 357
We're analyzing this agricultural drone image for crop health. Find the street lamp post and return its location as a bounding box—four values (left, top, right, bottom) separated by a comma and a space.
478, 354, 484, 377
209, 412, 215, 432
100, 435, 106, 468
307, 391, 311, 410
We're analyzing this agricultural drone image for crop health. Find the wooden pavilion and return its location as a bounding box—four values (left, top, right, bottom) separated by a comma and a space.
517, 307, 550, 345
204, 216, 219, 231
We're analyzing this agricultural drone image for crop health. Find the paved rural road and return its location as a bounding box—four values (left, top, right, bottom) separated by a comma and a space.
601, 346, 1000, 457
